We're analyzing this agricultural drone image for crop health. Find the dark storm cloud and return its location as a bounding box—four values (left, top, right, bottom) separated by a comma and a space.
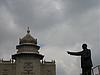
0, 0, 6, 6
63, 0, 100, 18
0, 0, 100, 75
2, 0, 65, 31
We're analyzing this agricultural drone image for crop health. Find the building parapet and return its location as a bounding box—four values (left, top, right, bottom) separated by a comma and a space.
41, 60, 55, 65
0, 59, 15, 64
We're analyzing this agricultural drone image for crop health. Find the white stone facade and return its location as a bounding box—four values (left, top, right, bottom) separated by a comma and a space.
0, 29, 56, 75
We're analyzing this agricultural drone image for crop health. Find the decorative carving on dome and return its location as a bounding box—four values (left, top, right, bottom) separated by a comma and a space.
19, 27, 37, 44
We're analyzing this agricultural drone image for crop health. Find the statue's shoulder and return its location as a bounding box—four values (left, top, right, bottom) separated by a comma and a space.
87, 49, 91, 53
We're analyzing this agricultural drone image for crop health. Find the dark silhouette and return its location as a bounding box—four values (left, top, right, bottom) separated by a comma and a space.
67, 44, 93, 75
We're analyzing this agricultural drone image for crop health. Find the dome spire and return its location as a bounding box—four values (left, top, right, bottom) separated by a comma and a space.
27, 27, 30, 33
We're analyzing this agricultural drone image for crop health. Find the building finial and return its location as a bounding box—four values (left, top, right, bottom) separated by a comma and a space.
27, 27, 30, 33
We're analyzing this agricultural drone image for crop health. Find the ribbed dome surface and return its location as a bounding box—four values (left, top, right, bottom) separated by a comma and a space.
19, 28, 37, 44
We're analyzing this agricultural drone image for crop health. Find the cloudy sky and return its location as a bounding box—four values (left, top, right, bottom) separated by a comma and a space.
0, 0, 100, 75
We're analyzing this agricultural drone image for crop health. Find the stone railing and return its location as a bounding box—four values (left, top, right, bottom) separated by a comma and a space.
0, 59, 15, 64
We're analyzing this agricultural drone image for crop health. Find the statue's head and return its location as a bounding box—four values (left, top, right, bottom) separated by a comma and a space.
82, 44, 87, 49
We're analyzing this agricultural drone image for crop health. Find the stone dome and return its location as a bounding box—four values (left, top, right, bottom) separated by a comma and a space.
19, 27, 37, 44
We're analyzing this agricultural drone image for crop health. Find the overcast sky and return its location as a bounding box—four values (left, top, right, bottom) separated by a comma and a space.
0, 0, 100, 75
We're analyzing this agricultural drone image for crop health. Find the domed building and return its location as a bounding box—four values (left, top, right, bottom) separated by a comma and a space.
0, 28, 56, 75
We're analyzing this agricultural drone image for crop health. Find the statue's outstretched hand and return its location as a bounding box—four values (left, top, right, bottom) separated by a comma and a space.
67, 51, 70, 54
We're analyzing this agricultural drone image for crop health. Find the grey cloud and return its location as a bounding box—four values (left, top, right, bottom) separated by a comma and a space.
2, 0, 64, 31
63, 0, 100, 18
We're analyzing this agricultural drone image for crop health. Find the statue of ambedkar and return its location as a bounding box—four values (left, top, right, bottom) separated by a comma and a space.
67, 44, 93, 75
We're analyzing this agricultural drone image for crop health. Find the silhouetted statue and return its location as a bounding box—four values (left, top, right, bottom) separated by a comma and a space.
67, 44, 93, 75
